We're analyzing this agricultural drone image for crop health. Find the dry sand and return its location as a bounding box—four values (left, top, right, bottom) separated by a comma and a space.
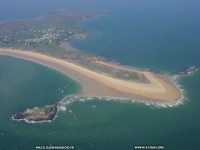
0, 48, 181, 102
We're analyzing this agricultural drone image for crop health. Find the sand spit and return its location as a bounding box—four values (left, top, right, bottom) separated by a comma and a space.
0, 48, 181, 102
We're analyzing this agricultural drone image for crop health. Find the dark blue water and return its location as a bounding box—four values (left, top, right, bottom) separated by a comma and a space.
0, 0, 111, 21
70, 0, 200, 72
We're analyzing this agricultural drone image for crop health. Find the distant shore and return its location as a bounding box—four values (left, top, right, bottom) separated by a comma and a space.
0, 47, 181, 102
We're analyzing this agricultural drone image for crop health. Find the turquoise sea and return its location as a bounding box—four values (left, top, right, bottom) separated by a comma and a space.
0, 0, 200, 150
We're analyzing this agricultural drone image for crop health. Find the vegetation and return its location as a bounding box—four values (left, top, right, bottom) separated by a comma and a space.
0, 9, 149, 83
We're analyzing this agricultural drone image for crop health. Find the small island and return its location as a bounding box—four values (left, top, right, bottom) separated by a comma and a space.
176, 66, 198, 76
11, 101, 59, 123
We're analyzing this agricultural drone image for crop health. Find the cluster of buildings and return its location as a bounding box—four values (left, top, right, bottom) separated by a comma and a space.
24, 28, 65, 46
0, 27, 87, 47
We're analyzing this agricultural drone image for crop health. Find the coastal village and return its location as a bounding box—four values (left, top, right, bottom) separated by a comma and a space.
0, 10, 101, 49
24, 28, 87, 46
0, 27, 87, 47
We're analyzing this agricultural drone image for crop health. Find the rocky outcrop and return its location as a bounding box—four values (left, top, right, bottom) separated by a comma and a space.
176, 66, 198, 76
11, 101, 59, 123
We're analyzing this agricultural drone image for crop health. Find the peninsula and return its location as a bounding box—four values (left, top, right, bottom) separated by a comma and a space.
0, 10, 183, 123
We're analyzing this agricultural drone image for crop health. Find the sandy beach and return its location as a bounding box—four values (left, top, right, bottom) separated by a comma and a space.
0, 48, 181, 102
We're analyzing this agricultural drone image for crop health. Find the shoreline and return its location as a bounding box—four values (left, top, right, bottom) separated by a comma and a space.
60, 41, 146, 72
0, 47, 182, 102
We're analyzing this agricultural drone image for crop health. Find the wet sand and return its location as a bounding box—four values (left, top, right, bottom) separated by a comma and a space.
0, 48, 181, 102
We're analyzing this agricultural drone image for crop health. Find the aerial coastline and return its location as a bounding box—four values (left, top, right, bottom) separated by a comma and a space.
1, 2, 200, 149
0, 47, 182, 102
0, 10, 184, 123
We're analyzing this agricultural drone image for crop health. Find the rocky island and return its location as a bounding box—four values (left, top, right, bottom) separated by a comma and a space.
11, 101, 60, 123
176, 66, 198, 76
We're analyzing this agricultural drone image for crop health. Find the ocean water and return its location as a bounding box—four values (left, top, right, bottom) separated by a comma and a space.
0, 55, 81, 149
70, 1, 200, 73
0, 0, 200, 150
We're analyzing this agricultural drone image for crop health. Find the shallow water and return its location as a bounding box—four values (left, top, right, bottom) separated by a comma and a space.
0, 55, 200, 150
